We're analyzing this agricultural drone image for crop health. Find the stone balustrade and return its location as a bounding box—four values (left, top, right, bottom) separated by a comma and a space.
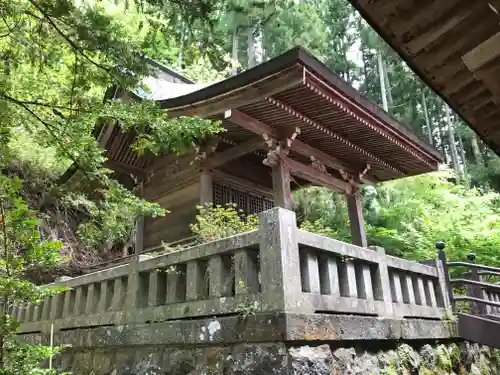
13, 208, 451, 334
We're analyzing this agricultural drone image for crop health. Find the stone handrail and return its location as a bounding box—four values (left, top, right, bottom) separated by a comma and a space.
13, 208, 451, 334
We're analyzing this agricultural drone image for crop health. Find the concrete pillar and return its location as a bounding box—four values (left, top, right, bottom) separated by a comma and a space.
148, 271, 159, 308
259, 207, 301, 311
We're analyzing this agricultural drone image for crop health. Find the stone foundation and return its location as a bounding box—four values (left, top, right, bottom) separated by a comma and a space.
21, 313, 498, 375
49, 340, 500, 375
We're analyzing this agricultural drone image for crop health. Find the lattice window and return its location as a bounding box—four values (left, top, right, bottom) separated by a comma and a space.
212, 182, 273, 214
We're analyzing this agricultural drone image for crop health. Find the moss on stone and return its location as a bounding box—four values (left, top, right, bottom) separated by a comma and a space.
436, 344, 452, 372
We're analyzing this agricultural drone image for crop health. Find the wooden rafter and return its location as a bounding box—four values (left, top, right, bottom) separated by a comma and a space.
300, 77, 437, 169
207, 137, 265, 169
224, 109, 378, 183
104, 159, 145, 179
462, 31, 500, 72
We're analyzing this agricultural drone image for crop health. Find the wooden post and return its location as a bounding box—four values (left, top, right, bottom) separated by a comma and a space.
272, 160, 293, 210
135, 182, 144, 255
346, 187, 367, 247
199, 170, 213, 205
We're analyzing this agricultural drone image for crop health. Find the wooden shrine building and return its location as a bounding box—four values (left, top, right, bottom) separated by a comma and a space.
80, 47, 442, 251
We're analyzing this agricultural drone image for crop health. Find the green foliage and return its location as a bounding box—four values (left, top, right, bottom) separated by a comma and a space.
0, 176, 66, 373
190, 203, 258, 242
295, 168, 500, 268
435, 345, 452, 373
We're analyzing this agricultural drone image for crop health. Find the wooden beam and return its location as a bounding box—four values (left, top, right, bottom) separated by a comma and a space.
346, 187, 367, 248
272, 159, 293, 210
405, 4, 477, 56
104, 159, 145, 179
225, 109, 375, 183
281, 156, 351, 193
462, 31, 500, 72
207, 137, 265, 169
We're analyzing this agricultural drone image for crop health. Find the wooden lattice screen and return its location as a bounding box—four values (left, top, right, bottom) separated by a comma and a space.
213, 182, 274, 214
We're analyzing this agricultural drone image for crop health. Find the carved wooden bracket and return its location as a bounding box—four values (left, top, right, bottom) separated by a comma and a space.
310, 156, 328, 174
190, 138, 219, 166
262, 127, 301, 167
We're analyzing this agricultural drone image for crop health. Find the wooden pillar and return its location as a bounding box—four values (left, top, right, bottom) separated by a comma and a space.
346, 187, 367, 248
135, 182, 144, 255
272, 160, 293, 210
200, 170, 213, 205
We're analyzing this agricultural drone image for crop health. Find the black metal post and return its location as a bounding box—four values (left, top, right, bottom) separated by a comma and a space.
467, 252, 487, 315
437, 241, 455, 312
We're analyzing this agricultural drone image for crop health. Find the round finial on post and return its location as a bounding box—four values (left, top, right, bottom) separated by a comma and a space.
436, 241, 445, 250
466, 253, 476, 263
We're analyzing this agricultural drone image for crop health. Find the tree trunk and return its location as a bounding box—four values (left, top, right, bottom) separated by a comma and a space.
445, 106, 461, 176
471, 135, 484, 166
377, 50, 389, 112
437, 120, 448, 163
247, 27, 255, 68
383, 57, 393, 108
232, 27, 239, 74
421, 91, 433, 145
458, 134, 468, 175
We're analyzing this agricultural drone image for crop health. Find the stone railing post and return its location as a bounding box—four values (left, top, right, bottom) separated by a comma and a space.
125, 255, 140, 319
258, 207, 302, 312
369, 246, 394, 316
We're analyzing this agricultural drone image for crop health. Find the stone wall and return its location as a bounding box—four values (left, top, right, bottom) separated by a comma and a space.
50, 340, 500, 375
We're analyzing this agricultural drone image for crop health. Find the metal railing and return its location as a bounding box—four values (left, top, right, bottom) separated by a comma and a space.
438, 243, 500, 318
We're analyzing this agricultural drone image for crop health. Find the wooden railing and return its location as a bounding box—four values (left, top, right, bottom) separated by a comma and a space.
12, 208, 451, 334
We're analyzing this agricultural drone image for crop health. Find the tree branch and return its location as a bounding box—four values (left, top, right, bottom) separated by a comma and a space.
26, 0, 119, 84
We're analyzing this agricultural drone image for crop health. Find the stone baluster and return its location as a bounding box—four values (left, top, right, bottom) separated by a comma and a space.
186, 260, 206, 301
208, 255, 232, 298
415, 277, 428, 306
41, 297, 51, 321
318, 254, 340, 297
425, 279, 438, 308
356, 263, 374, 300
148, 271, 159, 308
166, 266, 185, 303
97, 281, 109, 312
85, 284, 97, 314
390, 272, 404, 303
401, 274, 416, 305
111, 278, 125, 311
62, 291, 72, 317
339, 259, 358, 298
370, 247, 394, 315
300, 248, 320, 294
234, 249, 259, 294
50, 294, 63, 320
73, 287, 83, 316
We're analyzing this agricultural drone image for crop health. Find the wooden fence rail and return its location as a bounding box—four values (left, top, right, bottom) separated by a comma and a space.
13, 207, 451, 334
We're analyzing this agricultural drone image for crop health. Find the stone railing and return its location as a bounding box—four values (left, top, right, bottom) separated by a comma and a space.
13, 208, 450, 334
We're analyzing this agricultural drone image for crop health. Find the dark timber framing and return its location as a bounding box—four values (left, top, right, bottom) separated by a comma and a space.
76, 46, 442, 249
347, 0, 500, 155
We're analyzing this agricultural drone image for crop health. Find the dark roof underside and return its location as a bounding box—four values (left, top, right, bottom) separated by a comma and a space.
348, 0, 500, 155
74, 47, 442, 186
